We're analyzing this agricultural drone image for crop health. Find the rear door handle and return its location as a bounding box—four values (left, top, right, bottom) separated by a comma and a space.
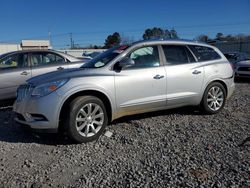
192, 70, 201, 75
20, 71, 29, 76
153, 74, 164, 79
57, 67, 64, 70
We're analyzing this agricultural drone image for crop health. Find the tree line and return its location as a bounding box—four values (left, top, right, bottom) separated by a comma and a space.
77, 27, 250, 49
196, 33, 250, 43
90, 27, 179, 49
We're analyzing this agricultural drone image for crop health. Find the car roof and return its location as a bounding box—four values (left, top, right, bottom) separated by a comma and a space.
131, 39, 210, 47
0, 49, 79, 60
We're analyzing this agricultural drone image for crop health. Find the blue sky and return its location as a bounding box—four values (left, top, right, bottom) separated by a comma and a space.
0, 0, 249, 48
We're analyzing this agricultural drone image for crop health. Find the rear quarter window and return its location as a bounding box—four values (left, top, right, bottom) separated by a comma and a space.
188, 45, 221, 62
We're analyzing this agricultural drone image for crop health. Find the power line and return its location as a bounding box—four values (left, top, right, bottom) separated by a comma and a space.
1, 21, 250, 43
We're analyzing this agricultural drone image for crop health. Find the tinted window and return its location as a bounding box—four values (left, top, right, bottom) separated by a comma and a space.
30, 52, 65, 67
0, 54, 26, 69
224, 53, 238, 63
127, 46, 160, 68
162, 45, 196, 64
188, 45, 221, 61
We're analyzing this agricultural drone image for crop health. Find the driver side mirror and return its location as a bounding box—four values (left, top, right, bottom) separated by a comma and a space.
119, 57, 135, 68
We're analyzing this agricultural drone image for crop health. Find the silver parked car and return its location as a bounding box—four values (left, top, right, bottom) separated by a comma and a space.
13, 40, 235, 143
0, 50, 84, 101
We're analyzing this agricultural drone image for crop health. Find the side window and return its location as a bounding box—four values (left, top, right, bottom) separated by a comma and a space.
55, 54, 65, 63
127, 46, 160, 68
162, 45, 196, 64
30, 53, 66, 67
30, 53, 43, 67
0, 54, 24, 69
188, 45, 221, 62
44, 53, 65, 64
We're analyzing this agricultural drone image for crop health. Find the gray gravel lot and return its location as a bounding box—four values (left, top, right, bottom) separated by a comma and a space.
0, 81, 249, 187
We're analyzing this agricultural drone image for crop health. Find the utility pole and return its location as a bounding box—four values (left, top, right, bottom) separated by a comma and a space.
239, 38, 243, 52
70, 33, 73, 49
48, 31, 52, 47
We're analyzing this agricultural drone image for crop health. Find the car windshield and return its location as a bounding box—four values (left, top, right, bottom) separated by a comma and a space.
0, 52, 13, 59
80, 45, 129, 68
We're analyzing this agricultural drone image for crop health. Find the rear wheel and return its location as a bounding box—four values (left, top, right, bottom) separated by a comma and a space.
200, 82, 226, 114
66, 96, 108, 143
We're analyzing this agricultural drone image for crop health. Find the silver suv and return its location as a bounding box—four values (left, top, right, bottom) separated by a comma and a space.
13, 40, 235, 143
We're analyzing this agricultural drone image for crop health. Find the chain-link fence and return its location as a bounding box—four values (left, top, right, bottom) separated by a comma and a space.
212, 40, 250, 54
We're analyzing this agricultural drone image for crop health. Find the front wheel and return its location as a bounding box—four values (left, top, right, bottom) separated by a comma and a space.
200, 82, 226, 114
66, 96, 108, 143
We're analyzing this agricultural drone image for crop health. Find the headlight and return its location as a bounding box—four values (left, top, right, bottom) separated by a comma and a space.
31, 79, 68, 98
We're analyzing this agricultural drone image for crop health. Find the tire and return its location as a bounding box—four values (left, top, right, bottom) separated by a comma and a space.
65, 96, 108, 143
200, 82, 226, 114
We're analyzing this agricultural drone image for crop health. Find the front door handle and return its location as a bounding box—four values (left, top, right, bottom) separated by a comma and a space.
192, 70, 201, 75
57, 67, 64, 70
153, 74, 164, 79
20, 71, 29, 76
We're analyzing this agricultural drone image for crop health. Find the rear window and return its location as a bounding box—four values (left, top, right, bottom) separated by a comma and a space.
188, 45, 221, 62
162, 45, 196, 64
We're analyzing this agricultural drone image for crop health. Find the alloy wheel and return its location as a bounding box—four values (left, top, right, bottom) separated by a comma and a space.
75, 103, 104, 137
206, 86, 224, 111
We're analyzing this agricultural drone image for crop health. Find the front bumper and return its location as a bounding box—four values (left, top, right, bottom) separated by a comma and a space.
13, 92, 63, 131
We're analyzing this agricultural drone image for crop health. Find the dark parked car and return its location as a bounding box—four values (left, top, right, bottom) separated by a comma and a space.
0, 50, 84, 101
224, 52, 250, 77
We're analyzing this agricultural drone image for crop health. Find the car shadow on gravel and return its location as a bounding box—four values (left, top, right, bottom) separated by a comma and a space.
0, 122, 73, 145
234, 77, 250, 83
0, 106, 201, 145
1, 106, 247, 146
0, 108, 73, 145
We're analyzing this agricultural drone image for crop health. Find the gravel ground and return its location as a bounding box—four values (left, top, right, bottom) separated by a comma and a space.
0, 81, 249, 188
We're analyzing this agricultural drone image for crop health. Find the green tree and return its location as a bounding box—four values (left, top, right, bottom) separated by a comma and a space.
170, 29, 178, 39
196, 35, 209, 42
142, 27, 178, 40
216, 32, 224, 40
104, 32, 121, 48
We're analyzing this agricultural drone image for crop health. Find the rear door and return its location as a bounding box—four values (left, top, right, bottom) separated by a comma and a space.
162, 45, 204, 106
30, 52, 68, 77
0, 53, 31, 100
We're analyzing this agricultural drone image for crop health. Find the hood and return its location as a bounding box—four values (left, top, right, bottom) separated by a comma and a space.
27, 68, 98, 86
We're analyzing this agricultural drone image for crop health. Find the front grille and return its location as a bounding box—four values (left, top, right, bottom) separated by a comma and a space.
16, 84, 34, 102
238, 67, 250, 71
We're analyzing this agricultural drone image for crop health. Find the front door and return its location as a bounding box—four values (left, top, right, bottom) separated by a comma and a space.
114, 45, 167, 116
0, 53, 31, 100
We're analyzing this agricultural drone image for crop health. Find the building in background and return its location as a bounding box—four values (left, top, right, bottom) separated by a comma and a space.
0, 40, 105, 58
21, 40, 51, 50
0, 40, 51, 55
0, 43, 21, 55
